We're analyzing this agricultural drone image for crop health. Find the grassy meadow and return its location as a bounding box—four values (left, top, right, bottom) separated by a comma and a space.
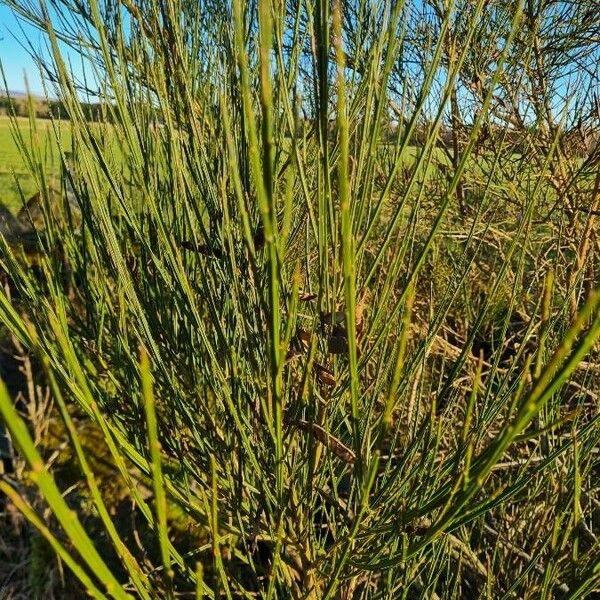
0, 1, 599, 599
0, 115, 72, 210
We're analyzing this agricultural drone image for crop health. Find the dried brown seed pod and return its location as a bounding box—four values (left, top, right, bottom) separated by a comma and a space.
328, 334, 349, 355
298, 329, 311, 349
296, 420, 355, 465
332, 324, 347, 338
285, 348, 302, 362
320, 310, 345, 328
299, 292, 317, 302
253, 224, 265, 249
286, 329, 312, 362
314, 363, 336, 386
181, 240, 224, 259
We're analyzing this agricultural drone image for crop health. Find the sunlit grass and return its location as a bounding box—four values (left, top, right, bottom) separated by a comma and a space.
0, 0, 598, 598
0, 115, 71, 209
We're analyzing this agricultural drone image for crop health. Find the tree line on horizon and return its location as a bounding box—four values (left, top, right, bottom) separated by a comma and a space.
0, 93, 105, 122
1, 92, 597, 159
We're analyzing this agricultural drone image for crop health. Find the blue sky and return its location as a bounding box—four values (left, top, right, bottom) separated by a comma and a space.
0, 5, 49, 94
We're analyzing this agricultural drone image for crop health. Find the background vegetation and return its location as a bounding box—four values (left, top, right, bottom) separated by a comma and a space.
0, 0, 599, 598
0, 114, 71, 208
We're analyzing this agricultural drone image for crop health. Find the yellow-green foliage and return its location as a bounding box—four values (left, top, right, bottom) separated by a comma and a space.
0, 0, 599, 598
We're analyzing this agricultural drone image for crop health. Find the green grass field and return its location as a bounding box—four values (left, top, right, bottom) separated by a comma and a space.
0, 115, 72, 210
